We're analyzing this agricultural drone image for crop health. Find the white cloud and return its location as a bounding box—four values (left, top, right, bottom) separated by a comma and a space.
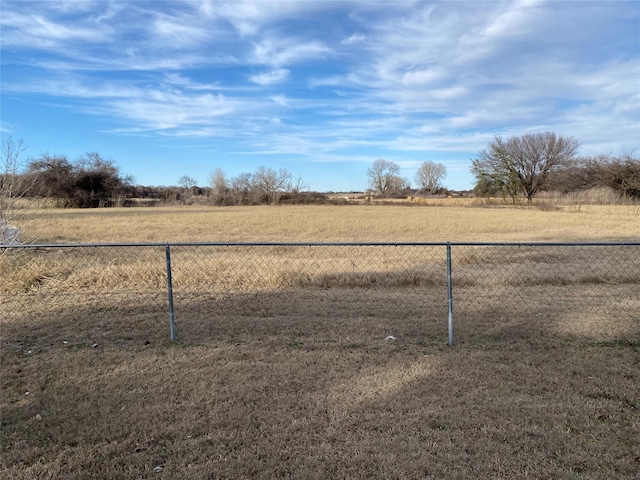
151, 13, 210, 48
307, 75, 347, 89
108, 92, 236, 130
250, 69, 290, 86
342, 33, 365, 45
0, 10, 111, 49
480, 0, 545, 38
400, 67, 446, 87
196, 0, 311, 36
270, 95, 289, 106
251, 37, 331, 67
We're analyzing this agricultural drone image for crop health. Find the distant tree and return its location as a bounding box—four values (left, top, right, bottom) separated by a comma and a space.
178, 175, 198, 189
252, 166, 294, 204
1, 136, 27, 200
286, 174, 309, 194
73, 152, 133, 207
1, 136, 29, 242
472, 132, 581, 203
27, 154, 76, 200
386, 175, 410, 196
28, 152, 132, 207
209, 168, 230, 205
209, 168, 227, 193
415, 161, 446, 193
230, 172, 255, 204
218, 167, 308, 205
367, 159, 401, 196
472, 174, 508, 198
545, 161, 593, 194
585, 152, 640, 199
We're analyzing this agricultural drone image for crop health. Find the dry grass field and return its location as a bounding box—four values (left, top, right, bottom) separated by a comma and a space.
2, 204, 639, 479
10, 203, 640, 243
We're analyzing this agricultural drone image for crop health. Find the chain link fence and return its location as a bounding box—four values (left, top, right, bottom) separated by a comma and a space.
2, 242, 639, 347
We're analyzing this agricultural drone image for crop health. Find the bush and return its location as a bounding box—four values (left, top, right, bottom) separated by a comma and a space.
27, 152, 132, 208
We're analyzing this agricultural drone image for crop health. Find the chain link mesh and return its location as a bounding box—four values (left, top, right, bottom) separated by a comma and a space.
2, 243, 638, 345
167, 244, 446, 342
1, 245, 168, 346
451, 244, 640, 345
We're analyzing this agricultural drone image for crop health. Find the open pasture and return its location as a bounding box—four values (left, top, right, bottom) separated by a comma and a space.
10, 203, 640, 243
2, 204, 639, 479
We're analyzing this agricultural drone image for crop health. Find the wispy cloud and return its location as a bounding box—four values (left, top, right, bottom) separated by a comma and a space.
195, 0, 312, 36
1, 0, 638, 190
0, 9, 112, 49
342, 33, 366, 45
250, 68, 290, 86
251, 37, 331, 67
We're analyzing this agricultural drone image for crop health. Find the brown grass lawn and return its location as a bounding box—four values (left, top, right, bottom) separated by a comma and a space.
2, 204, 639, 479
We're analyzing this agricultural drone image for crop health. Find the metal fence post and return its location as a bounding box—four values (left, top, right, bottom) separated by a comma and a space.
446, 242, 454, 346
165, 244, 177, 341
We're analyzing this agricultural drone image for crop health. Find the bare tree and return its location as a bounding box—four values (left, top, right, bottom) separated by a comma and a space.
387, 175, 410, 196
1, 136, 28, 243
178, 175, 198, 189
75, 152, 133, 207
252, 166, 293, 204
415, 161, 446, 193
27, 154, 75, 201
228, 172, 253, 204
367, 159, 401, 196
209, 168, 230, 205
472, 132, 581, 202
585, 152, 640, 199
28, 152, 132, 207
285, 174, 309, 194
210, 167, 307, 205
209, 168, 228, 192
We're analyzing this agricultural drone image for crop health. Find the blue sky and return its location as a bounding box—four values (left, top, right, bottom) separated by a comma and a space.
1, 0, 639, 192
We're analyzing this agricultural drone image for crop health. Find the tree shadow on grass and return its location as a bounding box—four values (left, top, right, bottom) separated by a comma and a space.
2, 281, 638, 353
451, 283, 640, 347
2, 282, 639, 479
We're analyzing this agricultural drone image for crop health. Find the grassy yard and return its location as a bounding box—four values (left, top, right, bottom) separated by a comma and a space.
1, 204, 639, 479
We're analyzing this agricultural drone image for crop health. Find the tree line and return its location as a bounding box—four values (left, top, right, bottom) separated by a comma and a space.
0, 139, 320, 208
207, 166, 310, 206
2, 133, 638, 210
366, 133, 638, 203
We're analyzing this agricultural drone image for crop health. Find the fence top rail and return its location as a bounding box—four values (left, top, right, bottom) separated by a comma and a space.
3, 241, 640, 249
